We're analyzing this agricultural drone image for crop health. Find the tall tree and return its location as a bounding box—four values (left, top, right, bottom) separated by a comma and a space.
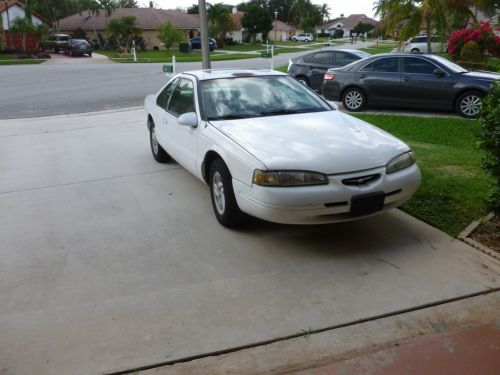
241, 2, 273, 42
207, 3, 231, 45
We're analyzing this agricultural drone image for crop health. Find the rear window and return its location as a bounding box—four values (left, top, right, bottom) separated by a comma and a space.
360, 57, 399, 73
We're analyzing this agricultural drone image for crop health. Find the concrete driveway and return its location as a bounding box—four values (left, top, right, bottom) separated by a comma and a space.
0, 109, 499, 374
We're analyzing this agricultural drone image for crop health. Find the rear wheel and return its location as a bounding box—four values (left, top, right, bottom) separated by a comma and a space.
149, 120, 171, 163
456, 91, 484, 118
209, 159, 245, 228
342, 87, 367, 112
411, 48, 420, 53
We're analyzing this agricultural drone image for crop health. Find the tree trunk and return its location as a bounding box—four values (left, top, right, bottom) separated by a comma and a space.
22, 33, 26, 53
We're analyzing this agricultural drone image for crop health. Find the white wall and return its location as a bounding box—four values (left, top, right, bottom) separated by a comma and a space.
2, 4, 43, 30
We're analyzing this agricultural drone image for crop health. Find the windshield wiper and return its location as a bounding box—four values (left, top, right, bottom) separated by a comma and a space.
259, 108, 325, 116
207, 113, 258, 120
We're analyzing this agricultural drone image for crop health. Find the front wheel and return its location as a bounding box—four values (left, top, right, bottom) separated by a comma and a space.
149, 121, 171, 163
342, 87, 367, 112
456, 91, 484, 118
411, 48, 420, 53
88, 52, 92, 57
209, 159, 245, 228
296, 76, 309, 87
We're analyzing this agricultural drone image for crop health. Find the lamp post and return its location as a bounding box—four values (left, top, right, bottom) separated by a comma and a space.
198, 0, 210, 69
273, 10, 278, 43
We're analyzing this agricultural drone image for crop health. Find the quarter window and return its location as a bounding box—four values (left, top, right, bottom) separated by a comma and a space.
156, 78, 178, 109
168, 79, 195, 116
310, 52, 333, 64
403, 57, 438, 74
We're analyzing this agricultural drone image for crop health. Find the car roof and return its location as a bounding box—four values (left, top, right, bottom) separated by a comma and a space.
182, 69, 288, 81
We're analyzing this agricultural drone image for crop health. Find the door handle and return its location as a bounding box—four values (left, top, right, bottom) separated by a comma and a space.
163, 118, 167, 124
403, 76, 410, 81
359, 74, 366, 79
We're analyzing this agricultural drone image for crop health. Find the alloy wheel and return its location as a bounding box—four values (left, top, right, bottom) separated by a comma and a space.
460, 94, 482, 117
212, 171, 225, 215
345, 91, 363, 110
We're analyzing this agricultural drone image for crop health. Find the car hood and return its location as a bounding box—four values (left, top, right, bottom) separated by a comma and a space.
209, 111, 410, 174
461, 71, 500, 81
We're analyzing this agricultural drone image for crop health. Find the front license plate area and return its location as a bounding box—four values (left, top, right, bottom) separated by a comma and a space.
351, 192, 385, 216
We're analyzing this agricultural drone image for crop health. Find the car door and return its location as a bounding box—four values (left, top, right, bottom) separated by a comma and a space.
163, 77, 199, 174
151, 77, 179, 148
356, 57, 401, 105
401, 56, 454, 108
304, 51, 334, 90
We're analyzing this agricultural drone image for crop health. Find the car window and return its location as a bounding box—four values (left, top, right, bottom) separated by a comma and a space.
308, 52, 333, 64
156, 78, 178, 109
360, 57, 399, 73
201, 76, 330, 120
335, 52, 359, 66
168, 79, 196, 116
403, 57, 439, 74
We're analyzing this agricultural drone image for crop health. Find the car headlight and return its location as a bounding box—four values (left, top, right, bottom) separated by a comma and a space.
253, 170, 328, 187
386, 151, 416, 174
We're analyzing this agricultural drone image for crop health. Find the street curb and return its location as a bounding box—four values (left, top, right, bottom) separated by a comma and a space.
458, 212, 498, 261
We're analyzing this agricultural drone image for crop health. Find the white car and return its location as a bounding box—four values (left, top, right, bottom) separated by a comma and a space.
291, 33, 314, 42
403, 36, 445, 53
144, 70, 421, 227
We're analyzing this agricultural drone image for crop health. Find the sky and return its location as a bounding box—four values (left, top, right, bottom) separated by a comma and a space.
138, 1, 379, 20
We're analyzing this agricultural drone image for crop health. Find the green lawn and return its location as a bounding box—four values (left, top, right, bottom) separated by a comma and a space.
0, 53, 46, 65
359, 43, 398, 55
355, 114, 491, 236
98, 49, 259, 63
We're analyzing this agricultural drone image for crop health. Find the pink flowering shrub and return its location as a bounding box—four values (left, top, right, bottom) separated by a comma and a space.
447, 22, 500, 59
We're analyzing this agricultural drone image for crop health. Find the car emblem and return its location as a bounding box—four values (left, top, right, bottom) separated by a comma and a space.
342, 174, 380, 186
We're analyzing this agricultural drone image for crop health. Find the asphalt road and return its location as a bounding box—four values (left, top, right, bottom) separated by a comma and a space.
0, 52, 303, 119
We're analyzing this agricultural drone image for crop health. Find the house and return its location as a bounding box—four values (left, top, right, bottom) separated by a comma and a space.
269, 20, 296, 42
57, 8, 200, 49
316, 14, 378, 37
227, 9, 246, 43
1, 0, 47, 50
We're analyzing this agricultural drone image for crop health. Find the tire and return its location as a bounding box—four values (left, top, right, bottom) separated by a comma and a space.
342, 87, 367, 112
149, 121, 171, 163
209, 159, 245, 228
292, 38, 297, 42
296, 76, 309, 87
456, 90, 484, 118
306, 39, 310, 43
88, 52, 92, 57
411, 48, 419, 53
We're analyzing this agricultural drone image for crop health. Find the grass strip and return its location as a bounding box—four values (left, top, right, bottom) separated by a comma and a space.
355, 114, 491, 236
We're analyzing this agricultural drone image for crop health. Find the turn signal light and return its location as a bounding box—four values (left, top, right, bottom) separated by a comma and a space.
324, 72, 335, 80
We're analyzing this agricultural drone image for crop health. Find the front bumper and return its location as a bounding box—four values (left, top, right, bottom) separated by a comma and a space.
233, 164, 421, 224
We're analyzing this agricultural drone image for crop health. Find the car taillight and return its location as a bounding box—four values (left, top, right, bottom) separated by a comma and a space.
324, 72, 335, 80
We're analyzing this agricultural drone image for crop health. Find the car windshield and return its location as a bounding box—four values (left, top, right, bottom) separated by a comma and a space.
201, 75, 331, 120
431, 55, 468, 73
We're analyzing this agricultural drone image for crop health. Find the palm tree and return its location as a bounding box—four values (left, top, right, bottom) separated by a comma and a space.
320, 3, 331, 23
10, 16, 36, 53
107, 15, 141, 50
207, 3, 231, 47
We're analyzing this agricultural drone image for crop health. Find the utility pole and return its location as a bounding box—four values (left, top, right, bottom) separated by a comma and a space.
198, 0, 211, 69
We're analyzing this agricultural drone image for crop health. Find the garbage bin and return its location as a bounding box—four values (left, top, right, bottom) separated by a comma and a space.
179, 42, 192, 53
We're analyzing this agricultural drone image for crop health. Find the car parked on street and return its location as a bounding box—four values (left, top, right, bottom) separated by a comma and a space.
321, 53, 500, 118
62, 39, 93, 57
39, 34, 70, 53
189, 37, 217, 52
288, 49, 371, 91
402, 35, 445, 53
144, 69, 421, 227
291, 33, 314, 42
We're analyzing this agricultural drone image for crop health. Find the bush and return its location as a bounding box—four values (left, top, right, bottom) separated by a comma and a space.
460, 40, 485, 62
179, 42, 192, 53
478, 81, 500, 214
72, 27, 87, 39
448, 21, 500, 60
456, 61, 495, 71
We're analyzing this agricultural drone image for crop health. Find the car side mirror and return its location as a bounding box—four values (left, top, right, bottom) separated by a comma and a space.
178, 112, 198, 127
433, 68, 445, 77
328, 101, 339, 110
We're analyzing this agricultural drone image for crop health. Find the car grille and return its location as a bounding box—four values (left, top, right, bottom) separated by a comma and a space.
342, 174, 380, 186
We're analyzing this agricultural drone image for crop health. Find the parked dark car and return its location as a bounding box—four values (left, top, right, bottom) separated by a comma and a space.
189, 37, 217, 52
321, 53, 500, 118
39, 34, 70, 53
62, 39, 93, 57
287, 49, 371, 91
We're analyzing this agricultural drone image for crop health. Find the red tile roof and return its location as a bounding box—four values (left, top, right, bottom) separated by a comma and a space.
58, 8, 200, 31
272, 20, 295, 32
